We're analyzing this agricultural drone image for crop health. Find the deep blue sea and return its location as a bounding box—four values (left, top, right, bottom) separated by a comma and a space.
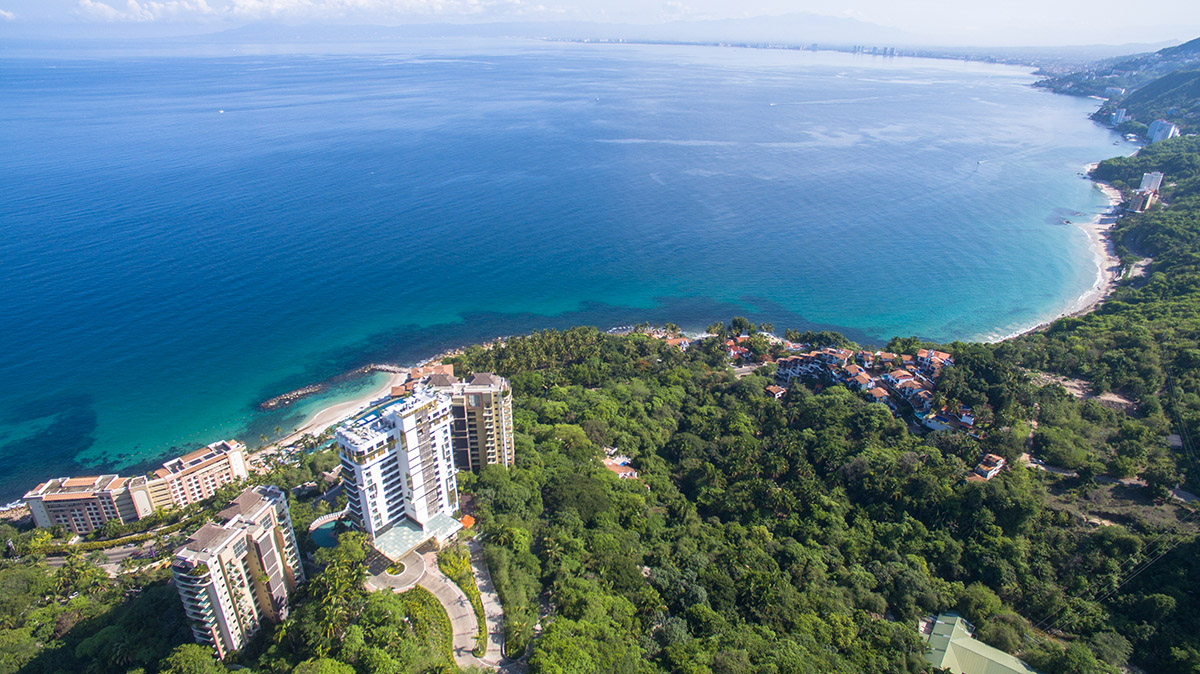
0, 39, 1127, 500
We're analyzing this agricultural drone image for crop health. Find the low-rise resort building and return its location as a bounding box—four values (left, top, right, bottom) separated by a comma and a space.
24, 439, 249, 534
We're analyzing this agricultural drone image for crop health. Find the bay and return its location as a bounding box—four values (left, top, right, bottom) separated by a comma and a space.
0, 39, 1123, 499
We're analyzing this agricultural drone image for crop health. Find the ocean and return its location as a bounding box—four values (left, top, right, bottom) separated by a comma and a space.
0, 39, 1125, 500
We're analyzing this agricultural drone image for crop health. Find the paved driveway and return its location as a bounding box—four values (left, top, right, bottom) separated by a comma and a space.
416, 549, 489, 670
365, 540, 525, 671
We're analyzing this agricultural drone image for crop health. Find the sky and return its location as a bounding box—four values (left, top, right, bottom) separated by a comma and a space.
0, 0, 1199, 47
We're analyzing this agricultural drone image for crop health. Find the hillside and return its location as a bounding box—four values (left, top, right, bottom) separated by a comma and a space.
1119, 69, 1200, 133
1035, 36, 1200, 99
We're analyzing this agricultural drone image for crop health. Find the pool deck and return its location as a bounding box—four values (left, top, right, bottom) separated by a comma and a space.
372, 512, 463, 562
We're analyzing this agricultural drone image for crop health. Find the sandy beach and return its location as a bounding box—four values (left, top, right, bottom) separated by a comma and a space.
298, 371, 408, 437
249, 342, 490, 462
252, 371, 407, 463
1065, 180, 1125, 318
989, 175, 1125, 343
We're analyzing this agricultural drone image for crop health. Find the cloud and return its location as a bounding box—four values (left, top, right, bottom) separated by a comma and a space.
76, 0, 122, 20
226, 0, 532, 19
0, 8, 14, 20
75, 0, 214, 21
70, 0, 532, 21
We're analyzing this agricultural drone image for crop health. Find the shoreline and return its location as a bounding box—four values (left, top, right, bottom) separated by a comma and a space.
986, 169, 1125, 343
250, 340, 506, 461
261, 183, 1128, 457
252, 163, 1131, 461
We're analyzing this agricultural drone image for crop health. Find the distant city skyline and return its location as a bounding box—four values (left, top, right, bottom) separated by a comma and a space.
1, 0, 1199, 47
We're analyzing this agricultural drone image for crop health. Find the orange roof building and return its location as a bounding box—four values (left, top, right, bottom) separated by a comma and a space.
24, 474, 156, 535
152, 439, 249, 509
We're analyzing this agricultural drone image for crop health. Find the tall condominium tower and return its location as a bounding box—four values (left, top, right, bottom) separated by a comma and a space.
429, 372, 516, 472
172, 485, 305, 659
336, 387, 461, 554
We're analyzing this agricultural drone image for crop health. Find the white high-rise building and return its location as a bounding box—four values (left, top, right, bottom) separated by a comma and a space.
1139, 171, 1164, 192
1149, 119, 1181, 143
337, 387, 461, 554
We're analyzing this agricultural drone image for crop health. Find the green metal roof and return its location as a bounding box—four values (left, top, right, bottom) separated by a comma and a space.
924, 613, 1039, 674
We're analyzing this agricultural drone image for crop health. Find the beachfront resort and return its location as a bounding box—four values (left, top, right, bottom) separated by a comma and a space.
23, 439, 250, 535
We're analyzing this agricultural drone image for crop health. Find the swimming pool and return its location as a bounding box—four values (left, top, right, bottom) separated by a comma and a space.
310, 520, 340, 548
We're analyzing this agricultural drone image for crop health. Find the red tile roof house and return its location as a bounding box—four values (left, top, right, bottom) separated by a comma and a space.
727, 343, 751, 360
765, 385, 787, 399
913, 390, 934, 412
775, 356, 804, 381
897, 380, 927, 398
850, 373, 874, 391
818, 348, 855, 366
974, 453, 1006, 480
917, 349, 953, 368
883, 369, 915, 386
665, 337, 691, 351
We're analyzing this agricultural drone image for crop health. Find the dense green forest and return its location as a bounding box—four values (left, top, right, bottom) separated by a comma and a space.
1117, 70, 1200, 134
2, 141, 1200, 674
450, 320, 1197, 674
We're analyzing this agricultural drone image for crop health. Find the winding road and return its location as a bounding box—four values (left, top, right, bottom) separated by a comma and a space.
363, 540, 517, 671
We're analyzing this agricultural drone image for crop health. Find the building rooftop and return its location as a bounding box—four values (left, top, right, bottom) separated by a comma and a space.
25, 474, 126, 500
924, 613, 1039, 674
182, 523, 239, 555
467, 372, 505, 388
218, 486, 275, 522
427, 373, 459, 387
158, 440, 244, 477
337, 388, 447, 450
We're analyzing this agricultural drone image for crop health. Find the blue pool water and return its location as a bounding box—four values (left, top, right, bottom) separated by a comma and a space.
310, 521, 341, 548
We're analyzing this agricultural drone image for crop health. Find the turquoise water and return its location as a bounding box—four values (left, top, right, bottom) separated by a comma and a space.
310, 521, 341, 548
0, 40, 1126, 500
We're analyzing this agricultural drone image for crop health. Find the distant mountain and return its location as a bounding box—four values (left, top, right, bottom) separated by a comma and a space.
1035, 36, 1200, 98
1156, 36, 1200, 59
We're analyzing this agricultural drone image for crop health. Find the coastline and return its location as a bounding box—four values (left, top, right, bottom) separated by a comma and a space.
987, 170, 1125, 343
250, 341, 504, 462
262, 176, 1127, 457
254, 172, 1126, 461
